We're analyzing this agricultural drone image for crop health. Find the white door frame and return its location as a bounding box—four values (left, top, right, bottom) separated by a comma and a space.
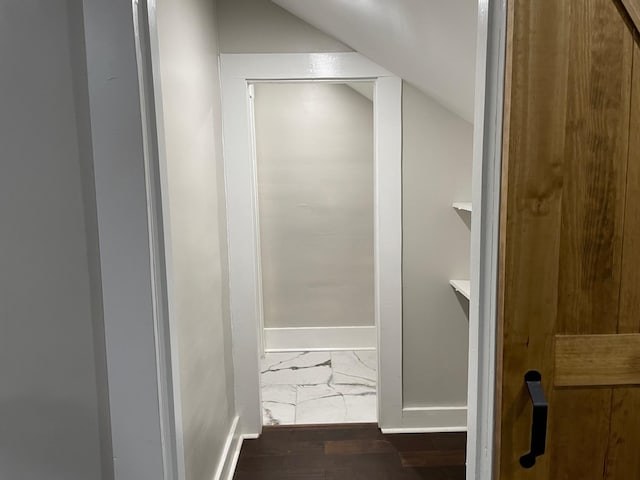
466, 0, 508, 478
220, 53, 403, 435
81, 0, 180, 478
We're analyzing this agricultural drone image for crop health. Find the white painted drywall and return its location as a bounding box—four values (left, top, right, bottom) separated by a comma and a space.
254, 82, 375, 329
155, 0, 236, 479
0, 1, 109, 478
273, 0, 478, 122
347, 82, 374, 101
402, 83, 472, 407
217, 2, 473, 412
217, 0, 352, 53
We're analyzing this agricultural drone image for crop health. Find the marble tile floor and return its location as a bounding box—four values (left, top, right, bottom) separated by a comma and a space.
261, 350, 377, 426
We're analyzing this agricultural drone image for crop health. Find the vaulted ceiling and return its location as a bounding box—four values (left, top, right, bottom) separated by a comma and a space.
272, 0, 478, 122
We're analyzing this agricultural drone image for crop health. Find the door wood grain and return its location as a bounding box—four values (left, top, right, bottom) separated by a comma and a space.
498, 0, 640, 478
554, 334, 640, 386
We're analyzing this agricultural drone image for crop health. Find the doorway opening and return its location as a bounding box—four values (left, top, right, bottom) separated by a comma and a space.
250, 81, 377, 426
124, 1, 506, 478
220, 53, 402, 435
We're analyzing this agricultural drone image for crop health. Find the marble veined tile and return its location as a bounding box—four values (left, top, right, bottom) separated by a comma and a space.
353, 350, 377, 370
296, 385, 346, 424
296, 382, 374, 403
262, 384, 296, 426
263, 401, 295, 426
263, 383, 297, 404
261, 352, 304, 371
261, 352, 331, 385
343, 388, 377, 423
331, 351, 377, 387
296, 383, 376, 424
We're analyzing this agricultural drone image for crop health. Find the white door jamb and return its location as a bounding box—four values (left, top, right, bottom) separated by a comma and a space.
466, 1, 508, 479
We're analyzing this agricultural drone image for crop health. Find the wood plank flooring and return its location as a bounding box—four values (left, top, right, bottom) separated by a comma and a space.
233, 424, 466, 480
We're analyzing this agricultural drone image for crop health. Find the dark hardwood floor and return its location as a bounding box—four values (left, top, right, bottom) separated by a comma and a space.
233, 423, 466, 480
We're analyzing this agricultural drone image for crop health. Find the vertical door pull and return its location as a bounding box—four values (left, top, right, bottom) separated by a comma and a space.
520, 370, 548, 469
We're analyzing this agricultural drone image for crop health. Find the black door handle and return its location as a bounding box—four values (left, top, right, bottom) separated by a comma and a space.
520, 370, 548, 469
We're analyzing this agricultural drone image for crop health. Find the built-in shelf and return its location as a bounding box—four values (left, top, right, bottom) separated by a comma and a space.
452, 202, 472, 212
449, 279, 470, 300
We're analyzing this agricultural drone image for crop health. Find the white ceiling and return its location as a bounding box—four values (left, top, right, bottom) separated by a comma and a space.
272, 0, 478, 122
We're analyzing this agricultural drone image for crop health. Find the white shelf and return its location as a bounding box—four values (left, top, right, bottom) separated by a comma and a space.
449, 279, 470, 300
452, 202, 472, 212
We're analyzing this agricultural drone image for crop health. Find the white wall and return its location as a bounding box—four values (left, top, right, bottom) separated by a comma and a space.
254, 82, 375, 329
155, 0, 236, 479
0, 1, 110, 478
217, 0, 473, 413
217, 0, 352, 53
402, 82, 472, 407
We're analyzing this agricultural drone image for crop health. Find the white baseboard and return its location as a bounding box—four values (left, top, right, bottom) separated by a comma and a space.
223, 432, 260, 480
214, 416, 241, 480
380, 406, 467, 434
381, 425, 467, 434
212, 416, 260, 480
264, 326, 376, 352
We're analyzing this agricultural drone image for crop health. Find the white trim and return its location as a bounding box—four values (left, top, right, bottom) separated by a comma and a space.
220, 53, 402, 436
449, 279, 471, 300
452, 202, 473, 212
402, 406, 468, 412
467, 0, 508, 479
264, 326, 377, 352
381, 405, 468, 434
132, 3, 180, 479
392, 406, 468, 431
220, 53, 394, 80
214, 416, 241, 480
373, 75, 404, 430
381, 426, 468, 434
215, 429, 259, 480
85, 1, 173, 477
223, 437, 243, 480
246, 84, 265, 358
142, 1, 187, 479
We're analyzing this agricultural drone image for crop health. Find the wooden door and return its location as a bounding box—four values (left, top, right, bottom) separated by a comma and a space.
497, 0, 640, 478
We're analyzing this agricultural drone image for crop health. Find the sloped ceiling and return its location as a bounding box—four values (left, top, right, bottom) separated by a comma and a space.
272, 0, 478, 122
